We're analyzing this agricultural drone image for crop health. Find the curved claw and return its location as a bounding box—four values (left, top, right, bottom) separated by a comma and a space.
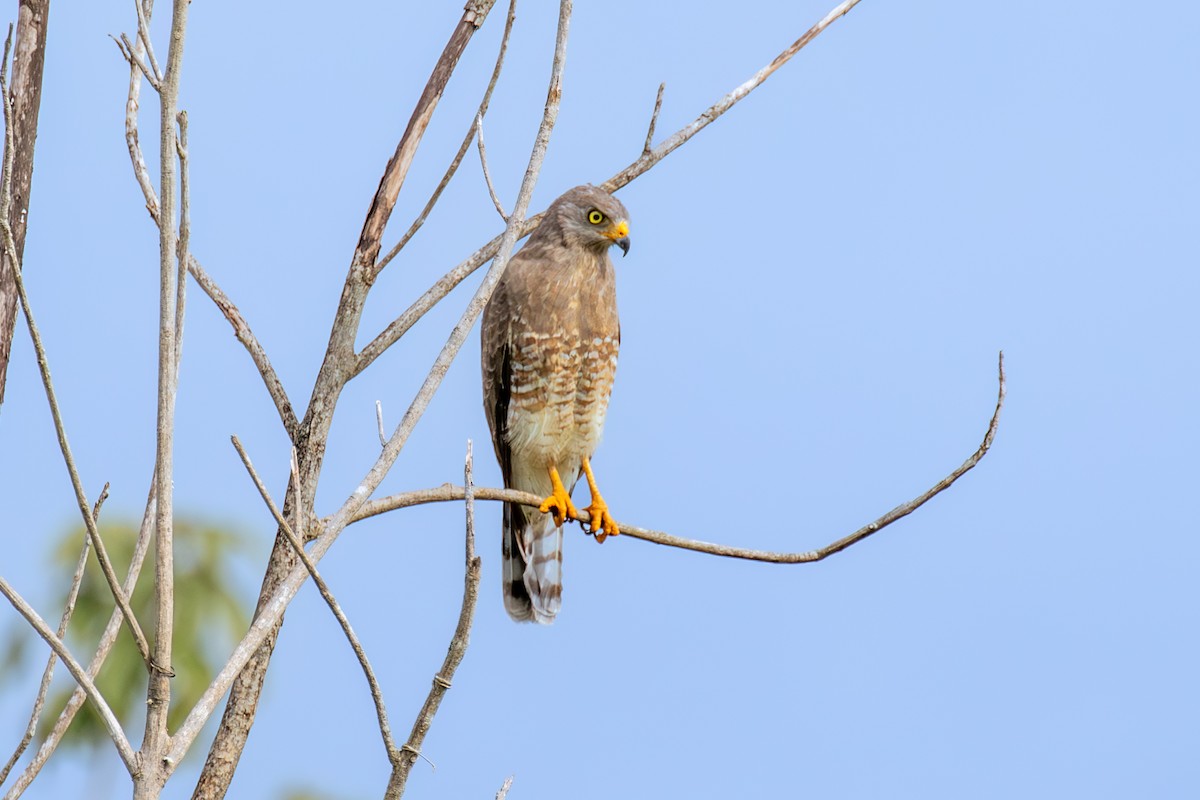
579, 456, 619, 543
538, 466, 578, 528
585, 498, 620, 543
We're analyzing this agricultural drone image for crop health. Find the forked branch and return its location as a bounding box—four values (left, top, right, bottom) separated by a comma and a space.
0, 29, 151, 667
0, 577, 136, 774
0, 485, 108, 788
375, 0, 518, 276
355, 0, 865, 378
229, 437, 400, 767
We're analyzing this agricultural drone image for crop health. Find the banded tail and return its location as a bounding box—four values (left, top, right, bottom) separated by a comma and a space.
501, 501, 563, 624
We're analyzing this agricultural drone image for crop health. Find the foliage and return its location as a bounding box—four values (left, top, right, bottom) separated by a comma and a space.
15, 519, 251, 750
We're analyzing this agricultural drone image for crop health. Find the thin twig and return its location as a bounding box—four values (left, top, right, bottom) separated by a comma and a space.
186, 255, 299, 439
642, 82, 664, 156
192, 6, 503, 795
0, 45, 151, 668
174, 110, 189, 365
604, 0, 862, 192
121, 0, 160, 223
475, 113, 508, 220
133, 0, 162, 84
229, 437, 401, 765
357, 0, 863, 379
385, 440, 482, 799
5, 481, 157, 799
354, 215, 544, 379
140, 0, 191, 791
114, 33, 160, 92
120, 0, 298, 444
0, 577, 136, 774
350, 353, 1005, 562
374, 0, 519, 278
172, 0, 566, 769
0, 484, 108, 788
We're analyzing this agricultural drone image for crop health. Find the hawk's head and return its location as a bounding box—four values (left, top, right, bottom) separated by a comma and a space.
550, 184, 631, 257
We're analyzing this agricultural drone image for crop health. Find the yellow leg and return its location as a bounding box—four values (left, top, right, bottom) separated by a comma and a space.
581, 457, 619, 543
538, 466, 579, 528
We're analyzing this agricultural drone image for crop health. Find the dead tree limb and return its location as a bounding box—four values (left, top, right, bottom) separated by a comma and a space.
384, 441, 482, 799
348, 353, 1004, 561
190, 4, 503, 796
0, 0, 48, 409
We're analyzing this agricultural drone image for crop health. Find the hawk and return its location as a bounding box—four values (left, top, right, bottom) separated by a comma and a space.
481, 184, 630, 624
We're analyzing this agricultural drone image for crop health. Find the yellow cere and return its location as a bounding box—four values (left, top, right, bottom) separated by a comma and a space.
605, 219, 630, 240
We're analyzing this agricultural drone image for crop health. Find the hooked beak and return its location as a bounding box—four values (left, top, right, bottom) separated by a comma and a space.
606, 219, 630, 257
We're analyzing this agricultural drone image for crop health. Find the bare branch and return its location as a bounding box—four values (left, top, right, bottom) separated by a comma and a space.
374, 0, 518, 277
357, 0, 863, 379
0, 483, 108, 788
121, 0, 160, 223
139, 0, 192, 793
0, 0, 50, 408
385, 440, 481, 799
119, 0, 298, 442
198, 1, 864, 793
175, 110, 189, 362
0, 51, 151, 667
229, 437, 401, 766
176, 0, 568, 771
475, 113, 508, 221
115, 33, 161, 92
192, 5, 503, 794
0, 577, 136, 774
186, 255, 299, 439
354, 215, 544, 379
351, 353, 1005, 562
133, 0, 162, 84
4, 482, 157, 799
604, 0, 862, 193
642, 81, 664, 156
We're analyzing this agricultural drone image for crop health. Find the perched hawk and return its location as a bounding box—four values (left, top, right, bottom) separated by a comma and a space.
481, 185, 630, 624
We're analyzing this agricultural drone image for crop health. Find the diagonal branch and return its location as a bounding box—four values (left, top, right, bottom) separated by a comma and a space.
120, 0, 160, 223
186, 256, 299, 438
350, 353, 1005, 562
229, 437, 401, 766
192, 5, 504, 797
114, 33, 160, 92
0, 0, 49, 410
117, 0, 297, 443
0, 36, 151, 667
642, 81, 664, 156
174, 0, 571, 771
475, 113, 507, 221
384, 441, 481, 799
375, 0, 518, 277
0, 485, 108, 789
0, 577, 136, 774
4, 481, 158, 799
133, 0, 161, 84
355, 0, 863, 380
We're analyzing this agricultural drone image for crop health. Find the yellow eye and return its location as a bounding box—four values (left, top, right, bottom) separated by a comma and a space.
587, 210, 605, 225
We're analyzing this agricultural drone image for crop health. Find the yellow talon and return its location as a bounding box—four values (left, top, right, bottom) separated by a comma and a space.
538, 466, 578, 528
580, 457, 619, 543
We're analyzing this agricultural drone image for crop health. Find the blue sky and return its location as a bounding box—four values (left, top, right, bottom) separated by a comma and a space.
2, 1, 1198, 798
